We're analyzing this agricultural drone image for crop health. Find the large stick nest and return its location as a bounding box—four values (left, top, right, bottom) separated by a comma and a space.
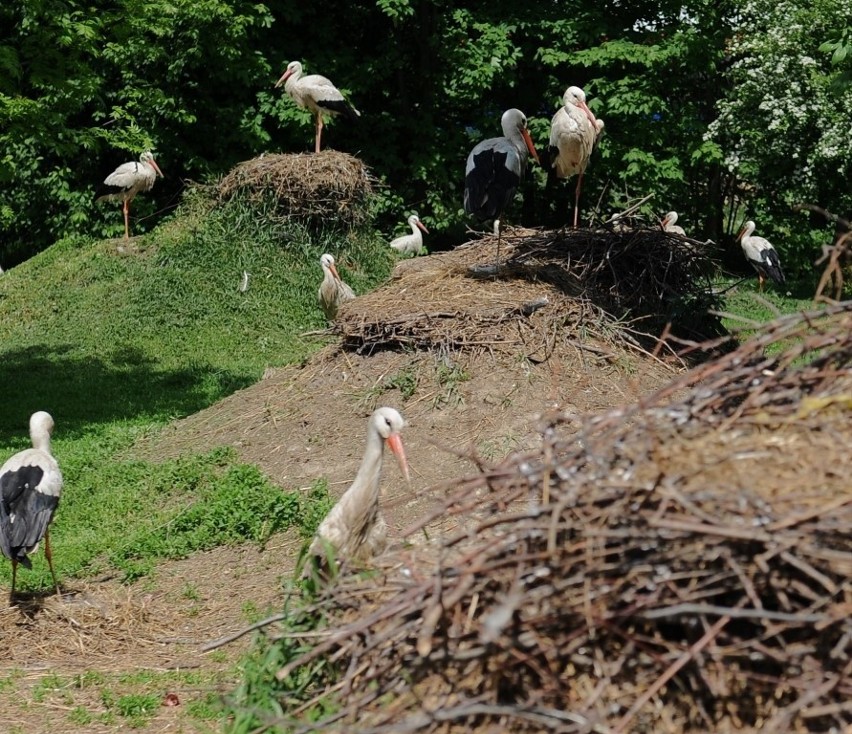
266, 301, 852, 734
216, 151, 375, 229
336, 225, 723, 358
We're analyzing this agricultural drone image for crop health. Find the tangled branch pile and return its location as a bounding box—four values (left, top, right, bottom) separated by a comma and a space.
216, 151, 374, 229
336, 226, 722, 357
270, 302, 852, 734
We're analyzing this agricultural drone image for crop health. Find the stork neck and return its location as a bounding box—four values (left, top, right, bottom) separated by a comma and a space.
31, 428, 52, 454
351, 425, 385, 503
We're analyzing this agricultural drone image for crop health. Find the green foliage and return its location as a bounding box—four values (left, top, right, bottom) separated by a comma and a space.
707, 0, 852, 276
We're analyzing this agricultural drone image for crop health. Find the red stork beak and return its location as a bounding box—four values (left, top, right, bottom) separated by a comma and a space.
521, 127, 540, 164
416, 220, 429, 234
736, 226, 746, 241
385, 433, 410, 481
275, 68, 294, 89
579, 100, 598, 131
150, 158, 164, 177
329, 262, 342, 282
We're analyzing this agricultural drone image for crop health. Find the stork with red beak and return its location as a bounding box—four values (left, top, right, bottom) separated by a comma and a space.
275, 60, 360, 153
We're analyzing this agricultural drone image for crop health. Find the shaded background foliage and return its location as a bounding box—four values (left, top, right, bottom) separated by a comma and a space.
1, 0, 850, 282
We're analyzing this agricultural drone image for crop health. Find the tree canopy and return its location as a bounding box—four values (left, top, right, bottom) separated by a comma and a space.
1, 0, 850, 280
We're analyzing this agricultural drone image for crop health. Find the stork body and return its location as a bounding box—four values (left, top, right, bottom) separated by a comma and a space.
275, 61, 360, 153
0, 411, 62, 600
389, 215, 429, 257
96, 151, 163, 240
661, 211, 686, 236
738, 220, 785, 291
548, 86, 601, 228
307, 407, 409, 569
318, 253, 355, 321
464, 108, 539, 262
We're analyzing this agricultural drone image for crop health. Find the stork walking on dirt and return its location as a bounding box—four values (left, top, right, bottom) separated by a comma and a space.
464, 108, 539, 263
389, 215, 429, 257
275, 60, 360, 153
548, 86, 602, 228
661, 211, 686, 236
737, 220, 786, 291
318, 253, 355, 321
0, 411, 63, 601
96, 151, 163, 240
305, 407, 409, 574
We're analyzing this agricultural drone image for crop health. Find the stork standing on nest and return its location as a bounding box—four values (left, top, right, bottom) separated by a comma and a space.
318, 253, 355, 321
96, 151, 164, 240
548, 86, 602, 228
737, 220, 786, 291
275, 60, 361, 153
389, 214, 429, 257
0, 411, 63, 601
306, 407, 409, 573
661, 211, 686, 236
464, 108, 539, 264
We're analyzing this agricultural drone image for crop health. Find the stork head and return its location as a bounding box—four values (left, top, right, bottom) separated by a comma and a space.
372, 407, 409, 482
563, 85, 599, 130
662, 211, 678, 228
737, 220, 756, 241
275, 60, 302, 88
320, 253, 341, 281
501, 108, 540, 164
409, 214, 429, 234
140, 151, 164, 177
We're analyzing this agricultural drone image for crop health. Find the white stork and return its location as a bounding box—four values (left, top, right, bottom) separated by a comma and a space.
661, 211, 686, 236
464, 108, 540, 262
275, 60, 361, 153
306, 407, 409, 574
318, 253, 355, 321
96, 151, 163, 241
0, 411, 63, 600
737, 220, 786, 291
548, 86, 602, 228
389, 214, 429, 257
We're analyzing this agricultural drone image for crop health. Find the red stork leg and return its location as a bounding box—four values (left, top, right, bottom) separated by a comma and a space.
123, 199, 131, 240
573, 172, 585, 228
315, 113, 324, 154
44, 529, 61, 597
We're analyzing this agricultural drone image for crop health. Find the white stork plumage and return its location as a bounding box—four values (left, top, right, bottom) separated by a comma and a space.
318, 253, 355, 321
0, 411, 63, 600
389, 214, 429, 257
464, 108, 540, 262
275, 60, 361, 153
306, 407, 409, 573
737, 220, 786, 291
661, 211, 686, 236
96, 151, 163, 240
548, 86, 602, 228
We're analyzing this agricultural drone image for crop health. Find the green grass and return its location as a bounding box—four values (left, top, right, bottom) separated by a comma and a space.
0, 190, 389, 592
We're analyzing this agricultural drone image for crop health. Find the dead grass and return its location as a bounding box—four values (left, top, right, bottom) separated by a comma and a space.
216, 151, 375, 230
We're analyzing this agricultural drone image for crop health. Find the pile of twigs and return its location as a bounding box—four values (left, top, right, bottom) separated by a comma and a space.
216, 151, 374, 229
336, 225, 723, 357
265, 302, 852, 733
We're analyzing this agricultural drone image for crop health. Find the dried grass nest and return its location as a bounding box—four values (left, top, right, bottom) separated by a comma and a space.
216, 150, 375, 229
336, 224, 724, 359
259, 300, 852, 734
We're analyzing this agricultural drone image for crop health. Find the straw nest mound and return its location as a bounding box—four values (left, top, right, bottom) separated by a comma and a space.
260, 292, 852, 731
216, 150, 374, 229
335, 223, 722, 358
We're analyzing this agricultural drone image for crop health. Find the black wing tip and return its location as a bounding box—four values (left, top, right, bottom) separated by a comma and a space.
318, 99, 360, 121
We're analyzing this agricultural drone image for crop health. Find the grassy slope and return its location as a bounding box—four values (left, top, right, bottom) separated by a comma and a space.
0, 191, 394, 591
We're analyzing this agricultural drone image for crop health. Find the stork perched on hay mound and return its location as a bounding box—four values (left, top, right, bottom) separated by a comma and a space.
216, 151, 374, 231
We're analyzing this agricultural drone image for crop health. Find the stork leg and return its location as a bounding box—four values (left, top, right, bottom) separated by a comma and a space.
494, 219, 502, 268
314, 113, 324, 154
758, 273, 765, 293
573, 172, 585, 228
44, 529, 61, 597
122, 199, 131, 240
9, 559, 17, 603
